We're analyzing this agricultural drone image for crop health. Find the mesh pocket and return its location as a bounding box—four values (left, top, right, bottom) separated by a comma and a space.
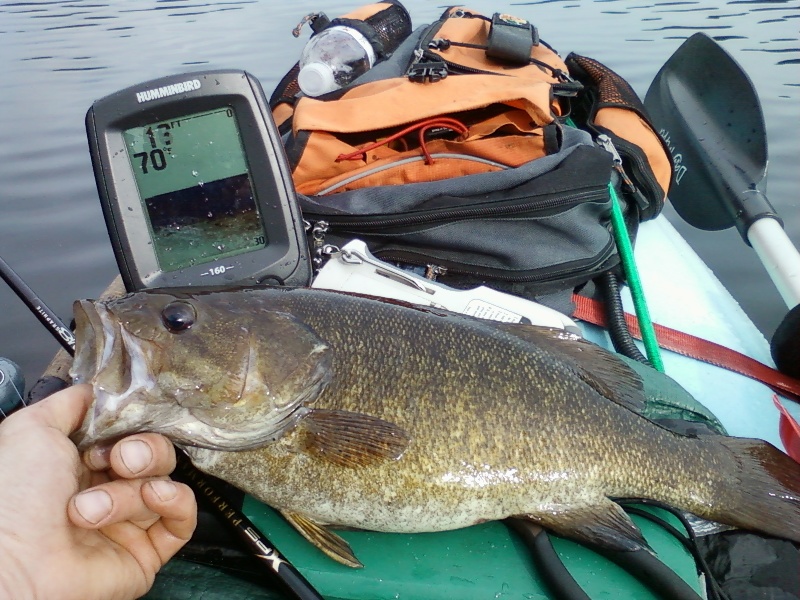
566, 52, 673, 220
368, 2, 412, 52
567, 54, 645, 112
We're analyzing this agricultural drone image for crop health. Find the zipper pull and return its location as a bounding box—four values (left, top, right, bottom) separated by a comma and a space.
596, 134, 650, 212
425, 264, 448, 280
311, 220, 328, 248
596, 133, 623, 166
310, 221, 338, 273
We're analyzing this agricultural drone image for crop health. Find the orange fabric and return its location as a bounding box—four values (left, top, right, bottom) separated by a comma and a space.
292, 75, 556, 194
293, 75, 554, 134
594, 107, 672, 201
433, 8, 569, 83
271, 103, 294, 130
288, 7, 576, 198
298, 157, 507, 195
296, 134, 543, 195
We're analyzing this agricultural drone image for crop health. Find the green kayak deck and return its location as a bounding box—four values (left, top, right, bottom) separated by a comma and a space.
147, 503, 700, 600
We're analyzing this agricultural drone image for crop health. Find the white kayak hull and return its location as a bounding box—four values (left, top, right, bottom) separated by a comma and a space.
582, 215, 792, 449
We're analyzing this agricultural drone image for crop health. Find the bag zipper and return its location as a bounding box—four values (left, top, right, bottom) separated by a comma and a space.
306, 186, 614, 281
373, 239, 617, 283
309, 219, 617, 283
306, 187, 608, 230
317, 153, 512, 196
408, 17, 500, 79
595, 134, 651, 213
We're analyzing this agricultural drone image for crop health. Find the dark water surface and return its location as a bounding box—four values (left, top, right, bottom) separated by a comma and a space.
1, 0, 798, 387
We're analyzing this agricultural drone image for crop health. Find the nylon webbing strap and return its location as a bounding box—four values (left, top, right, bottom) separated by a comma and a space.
572, 294, 800, 403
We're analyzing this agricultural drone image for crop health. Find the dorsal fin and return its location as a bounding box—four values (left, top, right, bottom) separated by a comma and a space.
491, 322, 646, 414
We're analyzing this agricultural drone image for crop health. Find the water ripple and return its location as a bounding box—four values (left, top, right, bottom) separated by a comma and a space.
1, 0, 798, 383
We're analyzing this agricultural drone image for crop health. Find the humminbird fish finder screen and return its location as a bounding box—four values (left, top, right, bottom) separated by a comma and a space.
122, 107, 264, 273
86, 70, 311, 292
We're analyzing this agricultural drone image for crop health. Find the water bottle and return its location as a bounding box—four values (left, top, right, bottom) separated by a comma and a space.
297, 26, 377, 97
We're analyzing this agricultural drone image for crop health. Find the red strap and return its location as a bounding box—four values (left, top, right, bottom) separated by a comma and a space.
572, 294, 800, 403
336, 117, 468, 165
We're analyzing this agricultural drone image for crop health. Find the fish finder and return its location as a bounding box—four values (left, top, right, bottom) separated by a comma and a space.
86, 70, 311, 292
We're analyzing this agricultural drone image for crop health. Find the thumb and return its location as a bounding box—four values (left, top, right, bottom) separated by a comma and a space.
21, 384, 93, 436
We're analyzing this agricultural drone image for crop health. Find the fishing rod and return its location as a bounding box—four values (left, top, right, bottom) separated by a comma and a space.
0, 254, 324, 600
644, 32, 800, 379
0, 255, 75, 354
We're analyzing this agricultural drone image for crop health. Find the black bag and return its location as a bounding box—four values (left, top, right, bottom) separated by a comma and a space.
278, 7, 671, 304
302, 126, 620, 300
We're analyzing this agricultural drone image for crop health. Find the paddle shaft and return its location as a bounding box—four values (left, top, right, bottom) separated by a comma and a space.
748, 218, 800, 308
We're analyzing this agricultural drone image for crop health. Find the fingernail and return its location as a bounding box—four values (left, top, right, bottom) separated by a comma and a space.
148, 480, 177, 502
74, 489, 113, 524
120, 439, 153, 475
85, 444, 111, 470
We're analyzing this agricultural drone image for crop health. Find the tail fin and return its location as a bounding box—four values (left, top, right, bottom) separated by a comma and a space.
706, 437, 800, 542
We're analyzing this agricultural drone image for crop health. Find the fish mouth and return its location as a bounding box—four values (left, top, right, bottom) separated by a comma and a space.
70, 300, 156, 449
68, 300, 309, 453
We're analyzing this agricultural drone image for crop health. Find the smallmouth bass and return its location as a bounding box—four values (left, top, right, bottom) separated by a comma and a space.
70, 286, 800, 567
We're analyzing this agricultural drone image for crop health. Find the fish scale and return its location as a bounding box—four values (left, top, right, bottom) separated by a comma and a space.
176, 291, 690, 520
70, 287, 800, 566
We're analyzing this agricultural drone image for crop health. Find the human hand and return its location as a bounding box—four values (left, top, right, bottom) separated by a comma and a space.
0, 384, 197, 600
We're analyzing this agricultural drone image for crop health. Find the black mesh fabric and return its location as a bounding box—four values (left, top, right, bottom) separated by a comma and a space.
567, 53, 646, 113
269, 61, 300, 108
367, 3, 412, 54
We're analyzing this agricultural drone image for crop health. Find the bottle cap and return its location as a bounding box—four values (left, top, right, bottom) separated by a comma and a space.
298, 62, 338, 97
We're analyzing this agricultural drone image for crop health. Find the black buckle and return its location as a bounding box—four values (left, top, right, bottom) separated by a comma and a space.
407, 60, 448, 83
553, 80, 584, 97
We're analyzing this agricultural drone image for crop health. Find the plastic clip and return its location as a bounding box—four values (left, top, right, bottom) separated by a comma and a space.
427, 38, 451, 51
552, 80, 584, 97
407, 60, 448, 83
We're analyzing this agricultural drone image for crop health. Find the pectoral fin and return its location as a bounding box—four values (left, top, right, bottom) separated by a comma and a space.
518, 497, 650, 552
280, 510, 363, 568
299, 408, 410, 468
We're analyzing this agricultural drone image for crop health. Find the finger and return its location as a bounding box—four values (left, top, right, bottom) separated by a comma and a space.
82, 442, 113, 471
10, 383, 93, 435
142, 480, 198, 564
69, 478, 161, 528
107, 434, 176, 478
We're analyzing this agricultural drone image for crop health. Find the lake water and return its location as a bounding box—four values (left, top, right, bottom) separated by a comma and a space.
1, 0, 798, 388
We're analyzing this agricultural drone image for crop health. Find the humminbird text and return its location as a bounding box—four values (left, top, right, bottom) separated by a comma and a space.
136, 80, 201, 103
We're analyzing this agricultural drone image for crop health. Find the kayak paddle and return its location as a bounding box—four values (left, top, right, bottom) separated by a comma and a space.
644, 32, 800, 378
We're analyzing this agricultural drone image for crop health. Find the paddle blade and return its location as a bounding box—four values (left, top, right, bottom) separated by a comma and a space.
644, 33, 768, 231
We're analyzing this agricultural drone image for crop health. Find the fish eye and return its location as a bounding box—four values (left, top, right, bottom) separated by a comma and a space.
161, 301, 196, 333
